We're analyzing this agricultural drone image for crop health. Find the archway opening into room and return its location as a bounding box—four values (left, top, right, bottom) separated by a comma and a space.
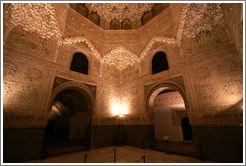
182, 117, 193, 141
152, 52, 169, 74
147, 85, 194, 156
70, 52, 88, 75
42, 89, 92, 157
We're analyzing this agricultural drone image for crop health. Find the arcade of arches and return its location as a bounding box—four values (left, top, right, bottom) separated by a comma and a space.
2, 3, 243, 163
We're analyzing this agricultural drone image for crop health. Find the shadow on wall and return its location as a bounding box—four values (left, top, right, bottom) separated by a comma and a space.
41, 89, 92, 158
181, 117, 193, 141
192, 99, 243, 163
152, 89, 195, 156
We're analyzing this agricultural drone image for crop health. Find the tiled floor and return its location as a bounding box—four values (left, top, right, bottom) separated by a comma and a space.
26, 146, 216, 163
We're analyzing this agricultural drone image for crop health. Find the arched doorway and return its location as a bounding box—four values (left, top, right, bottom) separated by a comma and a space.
153, 89, 187, 142
42, 84, 93, 157
146, 84, 194, 155
182, 117, 193, 141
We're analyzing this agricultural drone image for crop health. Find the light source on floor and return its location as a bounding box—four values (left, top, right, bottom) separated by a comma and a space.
119, 113, 123, 118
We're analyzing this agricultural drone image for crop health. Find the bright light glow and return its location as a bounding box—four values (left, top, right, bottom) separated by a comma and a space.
112, 100, 121, 116
120, 102, 128, 114
51, 105, 61, 116
111, 98, 129, 117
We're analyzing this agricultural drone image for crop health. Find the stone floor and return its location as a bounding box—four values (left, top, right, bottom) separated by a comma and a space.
26, 146, 216, 163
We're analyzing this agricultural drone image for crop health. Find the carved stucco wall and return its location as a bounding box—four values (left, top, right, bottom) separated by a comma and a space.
3, 55, 52, 127
4, 26, 58, 62
100, 45, 141, 83
94, 80, 149, 125
5, 4, 62, 42
177, 3, 225, 43
56, 37, 101, 77
154, 91, 185, 107
139, 37, 180, 76
3, 3, 243, 128
221, 3, 243, 63
3, 4, 71, 128
181, 24, 243, 125
2, 3, 243, 164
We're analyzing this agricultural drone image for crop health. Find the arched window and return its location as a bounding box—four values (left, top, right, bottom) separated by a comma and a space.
110, 18, 121, 30
77, 3, 88, 17
69, 3, 88, 17
70, 53, 88, 75
69, 3, 78, 11
121, 18, 132, 30
88, 12, 100, 25
152, 52, 169, 74
181, 117, 193, 141
151, 4, 170, 17
141, 11, 153, 25
152, 4, 164, 17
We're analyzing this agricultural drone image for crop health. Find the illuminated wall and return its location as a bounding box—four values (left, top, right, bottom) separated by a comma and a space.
154, 91, 186, 142
3, 2, 243, 126
2, 3, 243, 162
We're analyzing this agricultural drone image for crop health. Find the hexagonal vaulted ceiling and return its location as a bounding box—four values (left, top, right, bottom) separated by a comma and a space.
69, 3, 170, 30
85, 3, 154, 21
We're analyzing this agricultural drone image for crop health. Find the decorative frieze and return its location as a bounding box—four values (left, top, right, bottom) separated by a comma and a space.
192, 124, 243, 128
3, 126, 45, 130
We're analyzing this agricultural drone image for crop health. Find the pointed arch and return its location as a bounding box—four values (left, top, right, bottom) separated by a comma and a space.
145, 80, 189, 114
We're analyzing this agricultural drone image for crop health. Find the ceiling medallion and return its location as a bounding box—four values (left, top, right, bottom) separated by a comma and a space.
85, 3, 154, 22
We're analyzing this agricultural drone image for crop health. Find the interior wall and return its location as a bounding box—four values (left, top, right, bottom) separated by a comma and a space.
154, 106, 185, 142
2, 3, 243, 163
3, 31, 55, 162
180, 23, 243, 163
69, 112, 88, 140
153, 91, 186, 142
222, 3, 243, 63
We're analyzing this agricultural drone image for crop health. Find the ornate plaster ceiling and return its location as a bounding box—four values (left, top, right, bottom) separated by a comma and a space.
8, 3, 61, 41
6, 3, 226, 71
177, 3, 224, 41
85, 3, 154, 22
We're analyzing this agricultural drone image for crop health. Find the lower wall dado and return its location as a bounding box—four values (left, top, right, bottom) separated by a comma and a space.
3, 126, 45, 163
192, 124, 243, 163
154, 140, 196, 156
91, 125, 155, 149
3, 124, 243, 163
